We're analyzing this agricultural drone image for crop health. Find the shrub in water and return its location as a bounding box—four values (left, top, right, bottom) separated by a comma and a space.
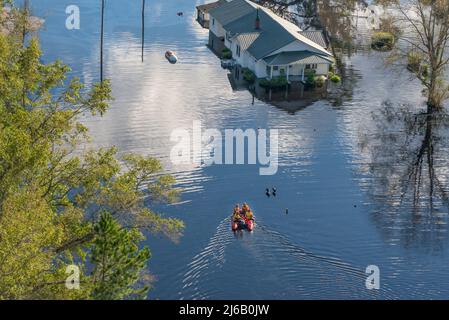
222, 48, 232, 59
259, 76, 288, 88
315, 75, 327, 88
242, 68, 256, 83
371, 32, 395, 51
330, 74, 341, 83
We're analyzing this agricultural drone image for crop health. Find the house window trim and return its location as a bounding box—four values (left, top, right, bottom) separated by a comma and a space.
305, 63, 318, 70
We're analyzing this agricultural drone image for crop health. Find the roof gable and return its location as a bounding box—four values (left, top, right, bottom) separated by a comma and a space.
208, 0, 257, 26
196, 0, 228, 13
300, 31, 328, 49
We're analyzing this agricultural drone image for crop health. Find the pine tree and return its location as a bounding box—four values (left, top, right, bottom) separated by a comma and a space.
91, 212, 151, 300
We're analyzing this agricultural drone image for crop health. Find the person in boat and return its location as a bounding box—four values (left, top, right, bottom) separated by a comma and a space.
242, 203, 251, 215
244, 209, 254, 221
232, 205, 242, 222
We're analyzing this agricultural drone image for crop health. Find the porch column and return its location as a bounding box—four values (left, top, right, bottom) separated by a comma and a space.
286, 65, 290, 81
301, 65, 305, 81
270, 65, 273, 79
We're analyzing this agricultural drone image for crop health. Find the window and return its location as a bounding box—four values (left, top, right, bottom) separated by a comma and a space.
273, 66, 279, 71
266, 66, 271, 76
236, 45, 241, 57
306, 64, 318, 70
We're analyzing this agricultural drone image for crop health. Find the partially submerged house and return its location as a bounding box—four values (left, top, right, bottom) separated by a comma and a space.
196, 0, 228, 29
208, 0, 334, 83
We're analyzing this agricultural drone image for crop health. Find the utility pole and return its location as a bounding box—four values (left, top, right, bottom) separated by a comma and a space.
142, 0, 145, 62
100, 0, 105, 82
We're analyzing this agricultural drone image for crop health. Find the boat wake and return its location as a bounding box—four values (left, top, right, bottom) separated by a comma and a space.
178, 217, 233, 300
178, 217, 397, 299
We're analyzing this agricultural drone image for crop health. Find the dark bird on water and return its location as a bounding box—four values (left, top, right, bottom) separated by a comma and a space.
265, 188, 270, 197
177, 12, 183, 16
285, 208, 289, 215
272, 187, 277, 197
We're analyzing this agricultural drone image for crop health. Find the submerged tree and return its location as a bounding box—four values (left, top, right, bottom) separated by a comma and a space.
359, 103, 449, 249
382, 0, 449, 110
0, 5, 183, 299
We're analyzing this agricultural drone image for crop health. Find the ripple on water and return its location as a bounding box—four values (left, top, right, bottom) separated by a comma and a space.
178, 218, 397, 299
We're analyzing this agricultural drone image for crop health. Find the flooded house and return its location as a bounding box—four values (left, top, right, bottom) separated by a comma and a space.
196, 0, 228, 29
208, 0, 334, 88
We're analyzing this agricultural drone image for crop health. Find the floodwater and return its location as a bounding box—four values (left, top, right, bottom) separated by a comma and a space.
33, 0, 449, 299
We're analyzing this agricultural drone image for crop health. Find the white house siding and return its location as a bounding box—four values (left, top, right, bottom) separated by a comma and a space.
315, 64, 329, 76
209, 17, 226, 38
231, 39, 253, 68
290, 64, 303, 76
247, 55, 256, 71
253, 61, 329, 79
225, 36, 232, 48
242, 51, 251, 68
208, 16, 227, 54
255, 60, 268, 78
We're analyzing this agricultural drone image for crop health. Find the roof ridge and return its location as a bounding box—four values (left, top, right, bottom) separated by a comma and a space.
243, 1, 331, 57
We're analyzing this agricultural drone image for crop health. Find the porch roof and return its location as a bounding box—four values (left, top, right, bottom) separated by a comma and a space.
263, 51, 334, 66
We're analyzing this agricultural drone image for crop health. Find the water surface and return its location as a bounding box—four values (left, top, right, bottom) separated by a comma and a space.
32, 0, 449, 299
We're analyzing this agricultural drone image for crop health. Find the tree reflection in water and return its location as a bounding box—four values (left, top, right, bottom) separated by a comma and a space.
359, 103, 449, 250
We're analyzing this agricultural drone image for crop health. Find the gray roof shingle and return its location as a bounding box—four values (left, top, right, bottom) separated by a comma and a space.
208, 0, 257, 26
263, 51, 334, 66
196, 0, 228, 13
300, 31, 328, 49
235, 32, 261, 51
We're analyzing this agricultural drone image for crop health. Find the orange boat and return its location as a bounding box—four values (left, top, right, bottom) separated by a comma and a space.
231, 210, 255, 231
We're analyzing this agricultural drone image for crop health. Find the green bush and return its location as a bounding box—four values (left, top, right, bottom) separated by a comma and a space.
315, 75, 327, 88
407, 51, 422, 71
242, 68, 256, 83
421, 63, 429, 78
407, 51, 430, 79
259, 76, 288, 88
304, 69, 316, 77
330, 74, 341, 83
222, 48, 232, 59
371, 32, 395, 51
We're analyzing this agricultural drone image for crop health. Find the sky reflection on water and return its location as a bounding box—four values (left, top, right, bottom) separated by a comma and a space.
31, 0, 449, 299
